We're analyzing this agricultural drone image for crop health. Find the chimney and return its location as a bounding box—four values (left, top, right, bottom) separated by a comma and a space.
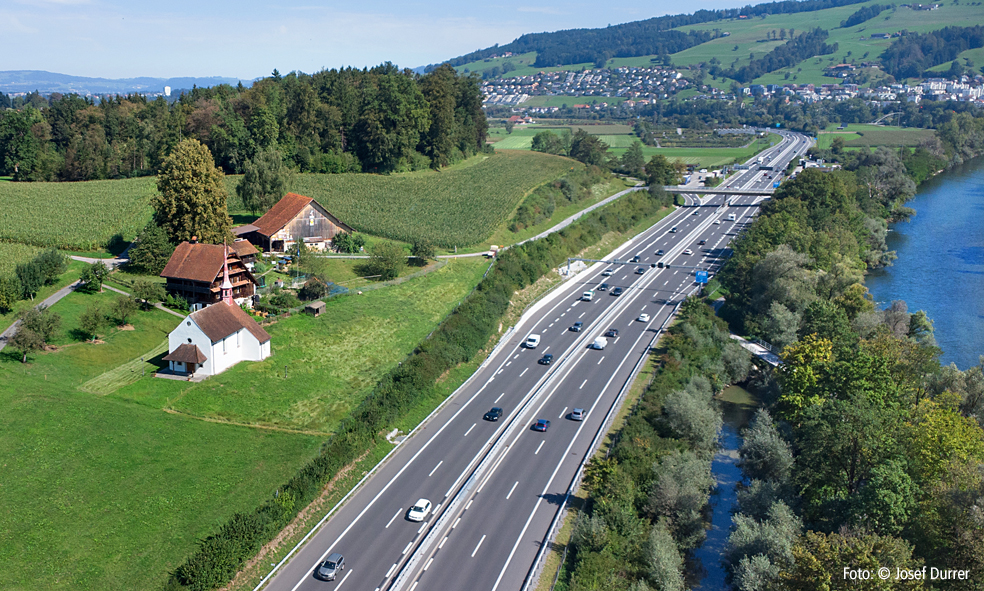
190, 235, 198, 244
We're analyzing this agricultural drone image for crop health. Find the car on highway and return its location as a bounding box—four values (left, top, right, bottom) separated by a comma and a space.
408, 499, 432, 522
692, 210, 699, 216
631, 255, 641, 263
315, 553, 345, 581
590, 336, 607, 350
571, 408, 586, 421
670, 227, 678, 233
638, 313, 651, 322
699, 239, 707, 245
484, 407, 503, 421
533, 419, 551, 432
611, 287, 624, 296
598, 283, 609, 291
635, 267, 646, 274
655, 249, 664, 256
714, 220, 721, 225
538, 354, 554, 365
570, 321, 583, 332
602, 268, 614, 276
525, 334, 541, 348
605, 328, 619, 338
682, 249, 693, 255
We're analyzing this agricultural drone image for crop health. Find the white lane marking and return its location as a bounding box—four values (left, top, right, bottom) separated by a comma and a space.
424, 558, 434, 571
520, 368, 528, 377
543, 346, 550, 352
386, 509, 402, 529
664, 280, 669, 285
548, 323, 554, 328
409, 582, 418, 591
387, 564, 397, 576
466, 499, 473, 510
428, 461, 443, 477
506, 361, 511, 367
513, 354, 519, 360
597, 356, 605, 365
434, 503, 442, 513
535, 440, 545, 455
472, 534, 487, 557
571, 301, 579, 306
579, 312, 585, 318
418, 520, 428, 534
580, 379, 587, 389
641, 305, 647, 311
497, 369, 503, 375
494, 392, 504, 403
452, 517, 461, 529
560, 312, 565, 317
439, 536, 449, 549
464, 423, 476, 437
507, 481, 519, 500
403, 542, 413, 555
559, 406, 567, 419
336, 569, 353, 589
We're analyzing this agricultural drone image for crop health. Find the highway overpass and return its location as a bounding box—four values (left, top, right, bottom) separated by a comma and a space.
662, 186, 775, 196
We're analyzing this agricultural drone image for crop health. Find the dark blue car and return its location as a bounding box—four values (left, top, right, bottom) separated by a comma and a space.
533, 419, 551, 432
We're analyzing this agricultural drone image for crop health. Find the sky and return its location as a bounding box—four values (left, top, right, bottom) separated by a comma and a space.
4, 0, 747, 80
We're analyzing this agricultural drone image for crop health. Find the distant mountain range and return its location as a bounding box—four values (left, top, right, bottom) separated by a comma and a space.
0, 70, 248, 96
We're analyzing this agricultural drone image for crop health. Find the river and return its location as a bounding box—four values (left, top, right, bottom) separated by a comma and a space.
866, 157, 984, 370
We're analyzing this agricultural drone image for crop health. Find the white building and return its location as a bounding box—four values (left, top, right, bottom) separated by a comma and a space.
162, 258, 271, 377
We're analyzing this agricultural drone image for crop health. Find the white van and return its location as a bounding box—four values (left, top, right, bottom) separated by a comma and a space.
525, 334, 541, 349
582, 290, 594, 301
727, 213, 736, 221
590, 337, 608, 350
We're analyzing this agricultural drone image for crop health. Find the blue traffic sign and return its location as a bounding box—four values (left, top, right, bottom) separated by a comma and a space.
773, 181, 780, 188
696, 270, 709, 284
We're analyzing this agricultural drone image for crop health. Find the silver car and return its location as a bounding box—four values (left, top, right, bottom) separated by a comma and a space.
571, 408, 586, 421
316, 553, 345, 580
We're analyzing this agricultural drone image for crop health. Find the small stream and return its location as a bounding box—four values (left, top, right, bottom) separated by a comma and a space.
691, 386, 758, 590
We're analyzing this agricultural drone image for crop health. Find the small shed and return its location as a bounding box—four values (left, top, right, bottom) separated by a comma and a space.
305, 301, 326, 317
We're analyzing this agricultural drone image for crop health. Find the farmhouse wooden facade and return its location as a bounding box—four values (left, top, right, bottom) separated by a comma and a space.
160, 240, 259, 308
234, 193, 353, 253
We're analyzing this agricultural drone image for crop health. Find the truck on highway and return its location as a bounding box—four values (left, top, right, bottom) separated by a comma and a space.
582, 290, 594, 301
590, 336, 607, 350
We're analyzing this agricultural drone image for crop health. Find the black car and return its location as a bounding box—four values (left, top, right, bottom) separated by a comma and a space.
539, 354, 554, 365
699, 239, 707, 245
570, 321, 583, 332
631, 255, 641, 263
656, 249, 664, 256
635, 267, 645, 274
605, 328, 619, 338
612, 287, 624, 296
598, 283, 609, 291
484, 407, 503, 421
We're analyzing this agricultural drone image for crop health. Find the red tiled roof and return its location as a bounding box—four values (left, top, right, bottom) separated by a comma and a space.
230, 239, 258, 258
190, 302, 271, 344
163, 343, 208, 364
251, 193, 313, 237
160, 242, 227, 283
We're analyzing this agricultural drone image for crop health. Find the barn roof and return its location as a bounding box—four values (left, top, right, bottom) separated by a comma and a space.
190, 302, 271, 344
160, 242, 228, 283
230, 239, 258, 258
163, 343, 208, 364
250, 193, 353, 237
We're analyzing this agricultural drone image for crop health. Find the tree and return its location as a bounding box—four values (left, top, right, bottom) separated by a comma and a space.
0, 275, 22, 314
726, 501, 802, 580
77, 304, 104, 342
333, 232, 365, 254
621, 141, 646, 177
236, 147, 291, 215
132, 279, 166, 309
298, 279, 327, 301
35, 248, 67, 285
762, 301, 801, 351
364, 242, 406, 280
410, 239, 435, 266
127, 220, 176, 275
504, 121, 515, 134
530, 130, 567, 155
781, 530, 925, 590
647, 451, 715, 549
569, 129, 609, 167
9, 327, 45, 363
111, 295, 138, 326
646, 154, 681, 186
153, 138, 233, 244
19, 305, 60, 344
79, 262, 108, 293
646, 521, 685, 591
739, 409, 794, 483
15, 260, 44, 300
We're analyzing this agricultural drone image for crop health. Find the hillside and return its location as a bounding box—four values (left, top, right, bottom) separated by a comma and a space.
0, 70, 244, 95
448, 0, 984, 87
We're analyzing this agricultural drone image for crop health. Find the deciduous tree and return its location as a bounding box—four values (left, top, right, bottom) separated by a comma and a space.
236, 147, 291, 215
153, 138, 233, 244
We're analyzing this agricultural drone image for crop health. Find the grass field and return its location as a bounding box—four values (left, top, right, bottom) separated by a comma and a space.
0, 242, 43, 276
226, 151, 576, 249
0, 284, 322, 591
111, 257, 489, 433
816, 124, 936, 150
0, 176, 155, 250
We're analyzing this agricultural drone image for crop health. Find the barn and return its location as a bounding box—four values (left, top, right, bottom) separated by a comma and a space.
234, 193, 353, 253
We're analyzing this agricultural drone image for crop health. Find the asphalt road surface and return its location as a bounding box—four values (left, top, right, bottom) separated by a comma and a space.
258, 130, 812, 591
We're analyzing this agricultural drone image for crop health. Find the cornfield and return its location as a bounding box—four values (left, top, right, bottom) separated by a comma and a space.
0, 177, 156, 250
0, 243, 43, 276
228, 151, 578, 248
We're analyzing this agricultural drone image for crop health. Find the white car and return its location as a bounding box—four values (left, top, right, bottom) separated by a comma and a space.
637, 313, 651, 322
602, 269, 614, 276
714, 220, 721, 225
682, 249, 693, 255
408, 499, 432, 522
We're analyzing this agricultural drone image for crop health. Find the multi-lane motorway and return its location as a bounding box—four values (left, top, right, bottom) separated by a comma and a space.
259, 130, 812, 591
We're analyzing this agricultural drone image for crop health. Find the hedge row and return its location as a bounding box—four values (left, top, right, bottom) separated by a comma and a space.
163, 187, 672, 591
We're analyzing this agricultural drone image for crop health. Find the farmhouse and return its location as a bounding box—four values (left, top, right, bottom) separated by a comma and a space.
162, 259, 271, 377
160, 239, 258, 309
234, 193, 353, 253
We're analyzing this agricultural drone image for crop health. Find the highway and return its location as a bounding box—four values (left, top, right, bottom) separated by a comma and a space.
258, 129, 812, 591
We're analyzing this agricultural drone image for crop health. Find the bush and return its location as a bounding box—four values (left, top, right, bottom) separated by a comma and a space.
298, 279, 327, 301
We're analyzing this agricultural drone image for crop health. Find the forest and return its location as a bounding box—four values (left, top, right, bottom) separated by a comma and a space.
0, 63, 487, 182
881, 25, 984, 79
438, 0, 870, 70
840, 3, 887, 28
